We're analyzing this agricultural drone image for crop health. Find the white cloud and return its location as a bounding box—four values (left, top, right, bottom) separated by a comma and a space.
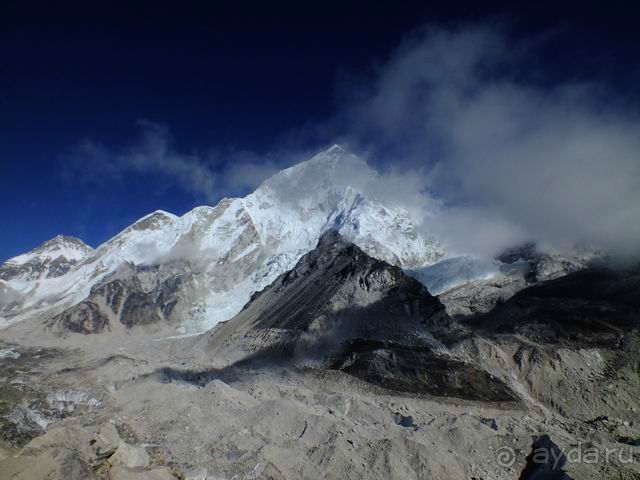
63, 120, 218, 202
340, 24, 640, 257
62, 120, 303, 206
61, 24, 640, 258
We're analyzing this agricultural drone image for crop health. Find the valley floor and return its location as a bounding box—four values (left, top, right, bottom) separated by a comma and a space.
1, 330, 639, 480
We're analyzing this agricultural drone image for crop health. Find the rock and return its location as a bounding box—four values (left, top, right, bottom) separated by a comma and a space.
618, 436, 640, 447
393, 413, 416, 429
332, 340, 517, 402
111, 442, 150, 468
109, 465, 175, 480
480, 418, 498, 431
184, 467, 208, 480
4, 406, 49, 447
202, 230, 451, 363
97, 423, 121, 451
519, 435, 573, 480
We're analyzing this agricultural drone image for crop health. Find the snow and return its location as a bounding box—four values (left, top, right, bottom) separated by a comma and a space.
408, 256, 501, 295
5, 235, 93, 269
0, 347, 21, 359
47, 391, 102, 413
1, 145, 446, 333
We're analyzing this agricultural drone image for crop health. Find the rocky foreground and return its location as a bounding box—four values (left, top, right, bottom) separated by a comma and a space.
0, 233, 639, 479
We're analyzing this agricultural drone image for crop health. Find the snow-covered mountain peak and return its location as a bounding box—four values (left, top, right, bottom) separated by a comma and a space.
305, 143, 354, 166
325, 143, 348, 154
128, 210, 177, 231
38, 235, 92, 258
1, 145, 444, 333
296, 143, 351, 165
243, 144, 443, 269
261, 144, 364, 192
0, 235, 93, 281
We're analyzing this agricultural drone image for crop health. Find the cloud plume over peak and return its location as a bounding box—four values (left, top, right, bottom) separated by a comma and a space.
339, 23, 640, 257
60, 23, 640, 259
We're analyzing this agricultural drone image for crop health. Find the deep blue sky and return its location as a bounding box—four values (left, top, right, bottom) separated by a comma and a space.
1, 1, 638, 261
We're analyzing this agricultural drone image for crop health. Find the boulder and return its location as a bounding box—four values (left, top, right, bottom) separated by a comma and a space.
109, 465, 175, 480
184, 467, 208, 480
111, 442, 150, 468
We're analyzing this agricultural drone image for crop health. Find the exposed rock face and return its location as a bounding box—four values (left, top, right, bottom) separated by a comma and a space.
201, 232, 521, 402
438, 272, 528, 317
53, 301, 110, 335
49, 262, 198, 334
479, 266, 640, 346
455, 265, 640, 420
329, 339, 518, 402
204, 230, 450, 361
0, 235, 93, 281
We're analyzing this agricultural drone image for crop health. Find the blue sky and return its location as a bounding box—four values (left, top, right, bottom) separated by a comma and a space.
1, 1, 639, 261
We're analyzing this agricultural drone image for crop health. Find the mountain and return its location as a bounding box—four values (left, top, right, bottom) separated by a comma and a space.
47, 261, 198, 334
202, 230, 450, 359
480, 265, 640, 344
459, 264, 640, 421
0, 235, 93, 282
1, 149, 637, 480
414, 243, 601, 317
496, 242, 600, 283
0, 145, 444, 333
200, 230, 517, 402
0, 145, 603, 334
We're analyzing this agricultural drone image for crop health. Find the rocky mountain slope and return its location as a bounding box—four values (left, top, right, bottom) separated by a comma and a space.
203, 230, 451, 357
47, 262, 199, 334
450, 264, 640, 426
202, 231, 519, 403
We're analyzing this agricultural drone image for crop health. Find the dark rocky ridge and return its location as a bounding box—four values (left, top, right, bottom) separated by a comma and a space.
455, 264, 640, 420
476, 266, 640, 347
329, 339, 518, 402
203, 231, 520, 402
206, 230, 451, 352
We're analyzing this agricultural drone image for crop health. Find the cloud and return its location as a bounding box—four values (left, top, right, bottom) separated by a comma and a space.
337, 24, 640, 257
59, 23, 640, 258
62, 120, 219, 202
61, 122, 311, 205
216, 150, 282, 195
